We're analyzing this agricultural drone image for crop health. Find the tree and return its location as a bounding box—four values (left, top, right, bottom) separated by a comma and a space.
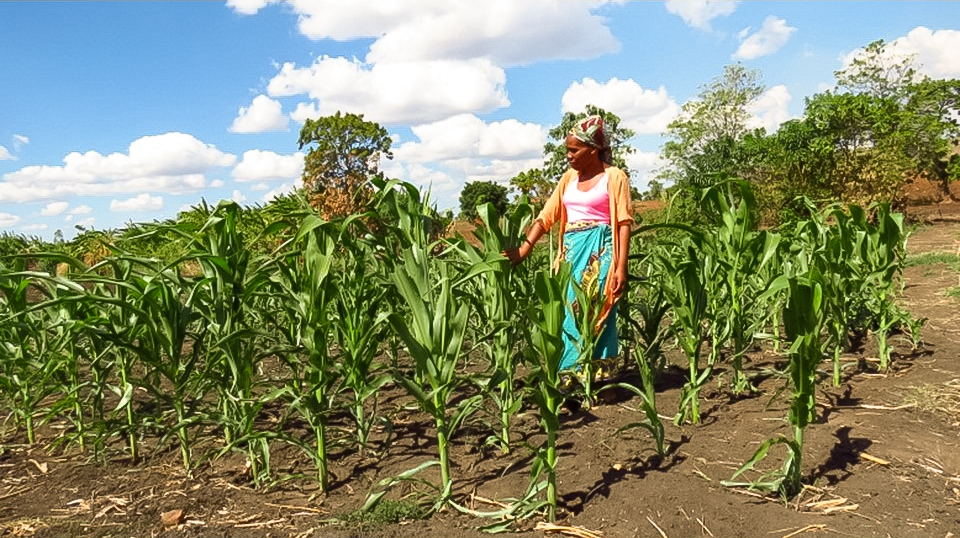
542, 105, 636, 181
297, 112, 393, 219
459, 181, 509, 221
509, 167, 553, 211
835, 39, 920, 102
660, 63, 764, 188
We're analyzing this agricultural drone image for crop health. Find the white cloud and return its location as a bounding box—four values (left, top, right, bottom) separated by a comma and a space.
232, 190, 247, 204
665, 0, 737, 31
0, 146, 13, 161
231, 150, 304, 182
229, 95, 289, 133
210, 179, 225, 188
885, 27, 960, 79
561, 78, 680, 135
733, 16, 796, 60
74, 217, 96, 228
234, 1, 619, 67
0, 132, 235, 203
625, 150, 665, 191
394, 114, 545, 163
69, 205, 93, 215
363, 1, 620, 66
0, 213, 21, 227
386, 114, 545, 207
746, 85, 795, 132
40, 201, 70, 216
13, 134, 29, 151
110, 193, 164, 212
225, 0, 280, 15
290, 101, 322, 124
268, 56, 509, 125
20, 223, 48, 232
262, 182, 297, 202
251, 182, 270, 191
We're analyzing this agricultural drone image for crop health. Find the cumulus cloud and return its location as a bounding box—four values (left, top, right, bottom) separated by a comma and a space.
624, 150, 665, 190
0, 213, 22, 227
268, 56, 509, 125
0, 132, 235, 203
231, 190, 247, 204
69, 205, 93, 215
385, 114, 545, 208
111, 193, 163, 212
362, 1, 620, 66
665, 0, 737, 31
231, 1, 619, 67
0, 146, 13, 161
40, 201, 70, 216
229, 95, 289, 133
561, 78, 681, 135
225, 0, 280, 15
843, 26, 960, 79
733, 16, 796, 60
210, 179, 225, 188
231, 150, 304, 182
746, 85, 795, 132
394, 114, 545, 163
262, 182, 297, 202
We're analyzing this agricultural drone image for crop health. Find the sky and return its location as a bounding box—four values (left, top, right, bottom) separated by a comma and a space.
2, 1, 959, 240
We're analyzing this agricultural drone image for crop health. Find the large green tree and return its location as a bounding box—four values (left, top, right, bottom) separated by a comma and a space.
660, 63, 765, 189
459, 180, 509, 221
297, 112, 393, 219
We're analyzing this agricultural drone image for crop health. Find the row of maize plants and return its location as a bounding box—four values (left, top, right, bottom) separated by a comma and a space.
0, 178, 921, 519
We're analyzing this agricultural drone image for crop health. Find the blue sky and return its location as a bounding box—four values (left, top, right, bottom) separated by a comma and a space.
2, 1, 959, 239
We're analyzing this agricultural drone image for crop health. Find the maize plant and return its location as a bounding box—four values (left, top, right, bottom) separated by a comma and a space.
699, 180, 782, 394
388, 248, 479, 506
177, 201, 279, 484
0, 261, 75, 444
724, 271, 826, 497
658, 241, 710, 425
616, 274, 670, 459
331, 225, 393, 456
524, 264, 572, 522
455, 199, 533, 454
271, 215, 340, 491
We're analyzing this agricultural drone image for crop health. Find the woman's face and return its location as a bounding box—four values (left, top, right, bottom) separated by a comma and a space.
565, 135, 598, 172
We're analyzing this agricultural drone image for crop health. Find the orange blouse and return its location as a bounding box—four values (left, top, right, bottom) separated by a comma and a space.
535, 165, 634, 325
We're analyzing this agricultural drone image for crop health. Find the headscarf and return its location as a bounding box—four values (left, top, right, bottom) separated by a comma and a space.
569, 114, 613, 164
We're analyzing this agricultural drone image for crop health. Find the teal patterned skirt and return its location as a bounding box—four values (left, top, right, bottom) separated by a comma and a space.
559, 221, 619, 378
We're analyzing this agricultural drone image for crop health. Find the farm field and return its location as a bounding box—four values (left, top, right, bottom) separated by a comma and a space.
0, 219, 958, 538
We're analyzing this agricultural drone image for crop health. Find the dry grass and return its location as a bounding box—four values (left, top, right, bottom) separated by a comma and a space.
894, 378, 960, 423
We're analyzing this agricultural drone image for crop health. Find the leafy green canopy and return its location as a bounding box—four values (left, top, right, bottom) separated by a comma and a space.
459, 181, 509, 221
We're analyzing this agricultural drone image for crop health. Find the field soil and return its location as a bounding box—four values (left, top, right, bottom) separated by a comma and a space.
2, 222, 960, 538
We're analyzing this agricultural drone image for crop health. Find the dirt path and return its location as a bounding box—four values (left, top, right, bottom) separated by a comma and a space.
2, 224, 960, 538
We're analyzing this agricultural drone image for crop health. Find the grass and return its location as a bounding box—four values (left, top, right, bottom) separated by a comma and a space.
896, 379, 960, 423
904, 251, 960, 268
337, 499, 426, 531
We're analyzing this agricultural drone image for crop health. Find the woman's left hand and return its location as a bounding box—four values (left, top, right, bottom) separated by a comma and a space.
610, 265, 629, 296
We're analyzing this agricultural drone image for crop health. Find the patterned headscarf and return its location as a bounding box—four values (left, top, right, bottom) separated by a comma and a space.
569, 115, 608, 150
569, 114, 612, 164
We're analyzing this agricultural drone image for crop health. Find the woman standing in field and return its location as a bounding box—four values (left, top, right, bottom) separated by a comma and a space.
505, 115, 633, 381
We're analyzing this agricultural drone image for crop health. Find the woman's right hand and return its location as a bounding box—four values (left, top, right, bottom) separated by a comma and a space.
502, 246, 525, 266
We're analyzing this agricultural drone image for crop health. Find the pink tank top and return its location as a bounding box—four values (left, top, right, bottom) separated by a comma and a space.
563, 173, 610, 223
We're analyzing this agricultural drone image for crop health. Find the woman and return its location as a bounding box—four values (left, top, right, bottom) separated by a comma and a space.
505, 115, 633, 380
